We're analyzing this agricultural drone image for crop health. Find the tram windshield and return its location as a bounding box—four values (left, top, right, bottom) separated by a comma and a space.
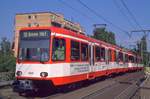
18, 30, 50, 62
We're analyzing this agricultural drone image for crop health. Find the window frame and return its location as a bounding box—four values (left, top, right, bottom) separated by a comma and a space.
52, 37, 66, 61
133, 56, 136, 63
108, 49, 112, 62
70, 40, 80, 62
125, 54, 128, 63
81, 42, 89, 62
18, 29, 51, 62
118, 51, 123, 62
114, 50, 117, 62
100, 47, 106, 62
95, 46, 101, 62
129, 55, 134, 63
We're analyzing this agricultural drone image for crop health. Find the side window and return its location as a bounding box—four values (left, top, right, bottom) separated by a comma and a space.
125, 54, 128, 62
81, 43, 88, 61
123, 53, 125, 63
52, 38, 65, 61
139, 58, 142, 64
71, 41, 80, 61
134, 56, 136, 63
129, 56, 134, 63
116, 51, 119, 63
100, 47, 105, 61
136, 57, 138, 63
95, 46, 100, 61
118, 52, 123, 62
108, 49, 112, 61
137, 58, 139, 63
114, 51, 117, 61
140, 58, 142, 64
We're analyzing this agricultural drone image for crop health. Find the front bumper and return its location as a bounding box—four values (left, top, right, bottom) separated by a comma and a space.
12, 79, 54, 93
12, 80, 35, 93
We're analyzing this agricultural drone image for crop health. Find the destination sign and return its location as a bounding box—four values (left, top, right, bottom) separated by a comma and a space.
21, 30, 50, 38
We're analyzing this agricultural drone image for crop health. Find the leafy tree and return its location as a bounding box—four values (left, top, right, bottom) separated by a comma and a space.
0, 37, 11, 54
0, 37, 16, 72
92, 27, 116, 45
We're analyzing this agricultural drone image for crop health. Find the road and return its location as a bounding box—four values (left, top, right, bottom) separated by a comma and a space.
0, 71, 145, 99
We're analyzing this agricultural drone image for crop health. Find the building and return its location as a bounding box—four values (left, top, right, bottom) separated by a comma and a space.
13, 12, 85, 57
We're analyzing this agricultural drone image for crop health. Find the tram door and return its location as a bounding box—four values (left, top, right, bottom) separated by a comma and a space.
88, 43, 95, 79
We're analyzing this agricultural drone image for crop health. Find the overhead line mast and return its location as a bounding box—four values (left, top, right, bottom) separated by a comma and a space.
131, 29, 150, 60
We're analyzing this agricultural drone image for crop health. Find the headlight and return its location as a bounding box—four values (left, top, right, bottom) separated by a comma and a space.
16, 71, 22, 76
40, 72, 48, 77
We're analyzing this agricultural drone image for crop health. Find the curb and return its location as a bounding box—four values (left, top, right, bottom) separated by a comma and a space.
0, 81, 13, 87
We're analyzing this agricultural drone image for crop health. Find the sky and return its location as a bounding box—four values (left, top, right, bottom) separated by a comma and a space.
0, 0, 150, 51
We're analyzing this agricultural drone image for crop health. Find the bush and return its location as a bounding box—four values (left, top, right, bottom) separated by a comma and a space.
0, 52, 16, 72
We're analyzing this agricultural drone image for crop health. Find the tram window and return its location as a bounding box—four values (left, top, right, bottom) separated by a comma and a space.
95, 46, 100, 61
134, 57, 136, 63
137, 58, 139, 63
81, 43, 88, 61
123, 53, 125, 63
125, 54, 128, 62
139, 58, 142, 64
138, 58, 140, 63
100, 47, 105, 61
71, 41, 80, 61
129, 56, 134, 63
137, 57, 138, 63
138, 58, 139, 63
108, 49, 112, 61
118, 52, 123, 62
132, 56, 135, 63
52, 38, 66, 61
136, 57, 138, 63
139, 59, 141, 63
116, 51, 119, 63
114, 51, 117, 61
140, 58, 142, 64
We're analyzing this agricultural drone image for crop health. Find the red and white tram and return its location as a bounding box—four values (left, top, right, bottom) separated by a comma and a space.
14, 26, 143, 93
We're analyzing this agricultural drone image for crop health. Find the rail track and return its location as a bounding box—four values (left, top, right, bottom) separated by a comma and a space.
0, 71, 145, 99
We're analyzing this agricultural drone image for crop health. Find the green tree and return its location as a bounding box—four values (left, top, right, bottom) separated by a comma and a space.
0, 37, 16, 72
0, 37, 11, 54
92, 27, 116, 45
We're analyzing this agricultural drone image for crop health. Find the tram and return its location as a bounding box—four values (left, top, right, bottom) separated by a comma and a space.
13, 26, 143, 93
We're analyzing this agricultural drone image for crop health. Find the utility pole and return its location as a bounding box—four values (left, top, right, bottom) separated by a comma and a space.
131, 29, 150, 66
131, 29, 150, 35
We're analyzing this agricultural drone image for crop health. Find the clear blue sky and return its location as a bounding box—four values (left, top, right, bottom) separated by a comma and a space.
0, 0, 150, 50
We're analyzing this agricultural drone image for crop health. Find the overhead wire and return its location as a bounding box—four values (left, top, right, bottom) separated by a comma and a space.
120, 0, 143, 39
120, 0, 143, 31
59, 0, 96, 23
120, 0, 149, 50
113, 0, 137, 30
77, 0, 131, 37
